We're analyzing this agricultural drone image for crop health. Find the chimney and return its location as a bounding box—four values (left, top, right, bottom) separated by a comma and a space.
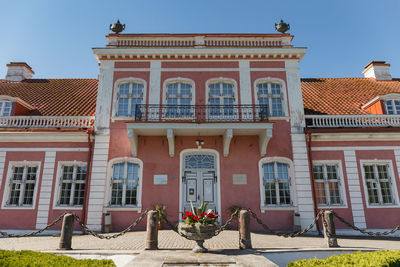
5, 62, 34, 82
362, 61, 392, 80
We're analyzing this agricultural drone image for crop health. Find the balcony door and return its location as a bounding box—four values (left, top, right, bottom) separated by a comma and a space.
207, 82, 238, 121
165, 82, 193, 119
181, 153, 218, 214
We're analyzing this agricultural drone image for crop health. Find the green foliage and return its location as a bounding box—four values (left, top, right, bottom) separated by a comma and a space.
154, 204, 167, 222
0, 250, 115, 267
288, 251, 400, 267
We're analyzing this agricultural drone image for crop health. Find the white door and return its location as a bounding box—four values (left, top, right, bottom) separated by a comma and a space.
182, 170, 217, 212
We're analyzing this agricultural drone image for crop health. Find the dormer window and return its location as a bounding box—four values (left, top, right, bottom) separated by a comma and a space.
0, 101, 12, 116
384, 100, 400, 114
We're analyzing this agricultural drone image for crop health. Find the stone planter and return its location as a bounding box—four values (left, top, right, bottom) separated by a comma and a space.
178, 223, 219, 252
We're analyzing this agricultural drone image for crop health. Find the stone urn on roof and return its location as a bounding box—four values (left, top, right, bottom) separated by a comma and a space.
275, 19, 290, 33
110, 19, 125, 34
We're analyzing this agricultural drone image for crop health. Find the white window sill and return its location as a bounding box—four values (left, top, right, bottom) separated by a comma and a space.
366, 204, 400, 209
105, 206, 142, 212
260, 206, 296, 213
2, 205, 35, 210
52, 206, 83, 210
317, 205, 348, 209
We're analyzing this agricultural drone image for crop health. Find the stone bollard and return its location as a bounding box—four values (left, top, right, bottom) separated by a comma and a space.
145, 210, 159, 250
322, 211, 339, 248
59, 213, 74, 250
238, 209, 252, 249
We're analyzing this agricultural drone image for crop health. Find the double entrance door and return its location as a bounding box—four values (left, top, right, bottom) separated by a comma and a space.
182, 170, 217, 213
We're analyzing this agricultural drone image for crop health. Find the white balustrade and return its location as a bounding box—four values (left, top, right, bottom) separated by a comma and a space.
0, 116, 95, 128
305, 115, 400, 128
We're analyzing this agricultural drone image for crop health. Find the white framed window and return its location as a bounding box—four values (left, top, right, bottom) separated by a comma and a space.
116, 81, 144, 117
107, 158, 142, 209
55, 163, 87, 207
361, 162, 399, 206
0, 100, 12, 116
207, 81, 236, 117
3, 162, 40, 208
165, 81, 193, 118
313, 162, 346, 207
384, 100, 400, 114
254, 79, 287, 117
259, 158, 294, 210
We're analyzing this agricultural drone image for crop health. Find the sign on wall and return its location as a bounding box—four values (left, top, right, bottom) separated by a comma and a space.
154, 174, 168, 185
233, 174, 247, 185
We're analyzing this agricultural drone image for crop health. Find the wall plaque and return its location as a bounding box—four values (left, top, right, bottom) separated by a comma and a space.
233, 174, 247, 185
154, 174, 168, 185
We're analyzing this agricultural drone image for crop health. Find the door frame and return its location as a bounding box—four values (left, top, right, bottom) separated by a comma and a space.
179, 148, 221, 221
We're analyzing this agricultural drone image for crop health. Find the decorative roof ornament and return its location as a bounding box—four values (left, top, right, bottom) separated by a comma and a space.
110, 19, 125, 34
275, 19, 290, 34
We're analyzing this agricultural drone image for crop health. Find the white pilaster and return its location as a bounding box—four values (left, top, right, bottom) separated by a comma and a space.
239, 60, 252, 119
86, 134, 110, 231
149, 61, 161, 104
0, 152, 6, 191
35, 151, 56, 229
291, 134, 315, 228
344, 150, 366, 228
94, 61, 115, 134
285, 60, 305, 133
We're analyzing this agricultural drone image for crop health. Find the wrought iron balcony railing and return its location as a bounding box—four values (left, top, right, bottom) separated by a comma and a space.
133, 104, 269, 123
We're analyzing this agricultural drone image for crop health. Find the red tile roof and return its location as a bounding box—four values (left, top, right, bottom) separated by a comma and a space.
0, 79, 98, 116
301, 78, 400, 115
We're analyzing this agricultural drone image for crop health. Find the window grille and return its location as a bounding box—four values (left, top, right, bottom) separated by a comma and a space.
262, 162, 291, 205
313, 164, 342, 206
7, 165, 38, 206
110, 162, 140, 206
117, 82, 144, 117
257, 82, 283, 117
58, 165, 87, 206
363, 164, 395, 205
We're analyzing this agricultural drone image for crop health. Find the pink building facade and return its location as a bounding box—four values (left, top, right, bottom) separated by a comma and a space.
0, 32, 399, 235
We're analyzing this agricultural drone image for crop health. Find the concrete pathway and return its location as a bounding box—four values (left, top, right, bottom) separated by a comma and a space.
0, 230, 399, 266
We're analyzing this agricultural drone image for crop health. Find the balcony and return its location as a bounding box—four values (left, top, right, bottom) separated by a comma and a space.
133, 104, 269, 123
305, 114, 400, 128
0, 116, 95, 129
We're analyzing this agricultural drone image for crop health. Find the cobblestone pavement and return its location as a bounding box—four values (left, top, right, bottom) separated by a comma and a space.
0, 230, 399, 251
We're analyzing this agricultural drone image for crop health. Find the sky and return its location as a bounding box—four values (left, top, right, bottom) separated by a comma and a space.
0, 0, 399, 79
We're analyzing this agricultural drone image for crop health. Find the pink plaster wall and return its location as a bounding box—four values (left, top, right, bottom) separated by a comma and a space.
0, 151, 45, 229
107, 119, 294, 231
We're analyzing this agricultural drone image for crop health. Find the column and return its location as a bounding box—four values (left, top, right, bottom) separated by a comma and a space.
291, 133, 315, 228
86, 134, 110, 231
148, 61, 161, 104
36, 151, 56, 229
344, 150, 366, 228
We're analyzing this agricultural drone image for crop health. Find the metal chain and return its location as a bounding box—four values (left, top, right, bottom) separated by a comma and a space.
72, 209, 149, 240
331, 211, 400, 236
248, 209, 324, 238
0, 212, 67, 238
160, 212, 190, 239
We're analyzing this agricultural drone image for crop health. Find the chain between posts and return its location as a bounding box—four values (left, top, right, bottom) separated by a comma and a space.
331, 211, 400, 236
249, 209, 324, 238
0, 212, 68, 238
160, 209, 239, 239
72, 209, 149, 240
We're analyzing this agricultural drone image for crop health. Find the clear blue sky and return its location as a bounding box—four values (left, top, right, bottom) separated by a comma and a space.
0, 0, 399, 79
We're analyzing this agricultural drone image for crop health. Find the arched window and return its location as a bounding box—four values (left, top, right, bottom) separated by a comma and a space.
116, 82, 144, 117
109, 160, 141, 207
0, 100, 12, 116
166, 82, 193, 117
259, 158, 293, 208
207, 81, 236, 117
256, 82, 284, 117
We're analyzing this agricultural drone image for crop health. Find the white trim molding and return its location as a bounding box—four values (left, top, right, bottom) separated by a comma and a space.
52, 160, 88, 210
111, 77, 147, 119
359, 159, 400, 208
2, 160, 42, 210
179, 148, 221, 222
258, 156, 297, 213
311, 160, 348, 209
104, 157, 143, 211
